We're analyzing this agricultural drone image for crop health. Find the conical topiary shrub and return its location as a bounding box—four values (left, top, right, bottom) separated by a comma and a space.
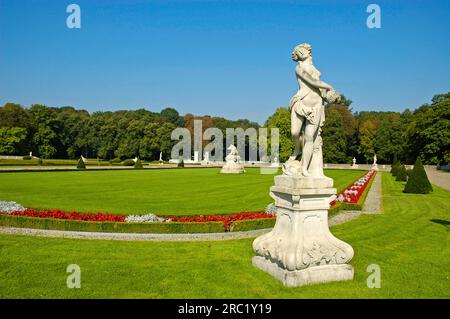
134, 157, 143, 169
395, 165, 407, 181
390, 154, 400, 176
403, 158, 433, 194
77, 157, 86, 169
177, 159, 184, 168
391, 162, 401, 176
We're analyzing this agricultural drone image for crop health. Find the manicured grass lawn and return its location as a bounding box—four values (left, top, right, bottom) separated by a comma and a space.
0, 168, 363, 215
0, 173, 449, 298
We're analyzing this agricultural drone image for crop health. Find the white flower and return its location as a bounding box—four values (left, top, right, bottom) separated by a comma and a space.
125, 214, 166, 223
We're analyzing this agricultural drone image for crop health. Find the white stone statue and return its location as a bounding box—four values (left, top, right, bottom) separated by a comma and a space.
159, 152, 163, 162
252, 43, 354, 287
283, 43, 340, 178
133, 156, 138, 163
81, 155, 87, 163
351, 157, 359, 168
372, 154, 378, 171
220, 145, 245, 174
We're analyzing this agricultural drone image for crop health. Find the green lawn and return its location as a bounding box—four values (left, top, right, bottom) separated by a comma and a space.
0, 173, 449, 298
0, 168, 363, 215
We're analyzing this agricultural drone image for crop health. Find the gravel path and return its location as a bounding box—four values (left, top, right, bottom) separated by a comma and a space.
425, 168, 450, 191
362, 172, 382, 214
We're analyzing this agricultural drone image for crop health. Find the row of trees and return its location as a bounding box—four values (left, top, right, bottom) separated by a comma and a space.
0, 104, 259, 161
0, 92, 448, 164
266, 92, 450, 165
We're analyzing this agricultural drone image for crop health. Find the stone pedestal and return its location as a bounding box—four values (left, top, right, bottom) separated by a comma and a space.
252, 175, 354, 287
220, 162, 245, 174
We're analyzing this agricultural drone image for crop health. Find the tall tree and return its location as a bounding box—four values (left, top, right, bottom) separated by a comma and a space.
322, 110, 348, 163
0, 127, 27, 155
264, 108, 293, 162
29, 104, 61, 158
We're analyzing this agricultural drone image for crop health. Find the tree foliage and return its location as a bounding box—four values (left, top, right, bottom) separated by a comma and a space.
0, 91, 448, 165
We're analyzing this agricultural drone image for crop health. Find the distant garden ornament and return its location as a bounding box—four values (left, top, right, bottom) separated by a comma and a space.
253, 43, 354, 287
220, 145, 245, 174
372, 154, 378, 171
351, 157, 359, 168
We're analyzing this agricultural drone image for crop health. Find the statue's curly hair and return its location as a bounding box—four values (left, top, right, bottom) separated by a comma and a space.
293, 43, 312, 56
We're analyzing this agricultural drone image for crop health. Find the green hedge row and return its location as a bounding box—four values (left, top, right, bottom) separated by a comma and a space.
230, 218, 276, 232
0, 214, 225, 234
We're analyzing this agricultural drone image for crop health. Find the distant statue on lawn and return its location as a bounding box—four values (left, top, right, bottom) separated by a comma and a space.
351, 157, 359, 168
220, 145, 245, 174
283, 43, 340, 177
372, 154, 378, 171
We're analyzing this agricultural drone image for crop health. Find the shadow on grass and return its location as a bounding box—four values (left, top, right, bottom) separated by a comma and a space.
430, 219, 450, 229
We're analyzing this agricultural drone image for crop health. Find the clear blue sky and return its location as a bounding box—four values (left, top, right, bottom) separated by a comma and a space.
1, 0, 449, 124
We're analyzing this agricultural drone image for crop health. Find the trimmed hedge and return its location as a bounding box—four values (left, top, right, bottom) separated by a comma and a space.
134, 158, 143, 169
76, 158, 86, 169
404, 158, 433, 194
395, 165, 407, 181
0, 214, 225, 234
110, 157, 122, 163
230, 217, 276, 232
121, 159, 135, 166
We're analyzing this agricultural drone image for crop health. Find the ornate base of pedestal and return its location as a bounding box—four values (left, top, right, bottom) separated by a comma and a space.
252, 174, 354, 288
252, 256, 353, 287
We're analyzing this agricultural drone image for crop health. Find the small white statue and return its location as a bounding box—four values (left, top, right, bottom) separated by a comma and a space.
351, 157, 359, 168
133, 156, 138, 163
81, 155, 87, 163
221, 145, 245, 174
372, 154, 379, 171
159, 152, 163, 162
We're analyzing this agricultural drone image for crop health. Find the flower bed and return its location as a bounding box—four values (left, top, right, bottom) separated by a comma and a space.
4, 209, 274, 231
330, 170, 375, 206
0, 171, 375, 233
10, 209, 126, 222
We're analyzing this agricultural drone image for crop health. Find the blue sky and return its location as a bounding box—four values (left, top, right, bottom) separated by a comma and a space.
1, 0, 449, 124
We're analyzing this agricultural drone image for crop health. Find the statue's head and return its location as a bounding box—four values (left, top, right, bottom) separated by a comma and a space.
292, 43, 312, 62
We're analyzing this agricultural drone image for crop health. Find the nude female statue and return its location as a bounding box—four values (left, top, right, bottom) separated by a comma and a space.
285, 43, 339, 177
